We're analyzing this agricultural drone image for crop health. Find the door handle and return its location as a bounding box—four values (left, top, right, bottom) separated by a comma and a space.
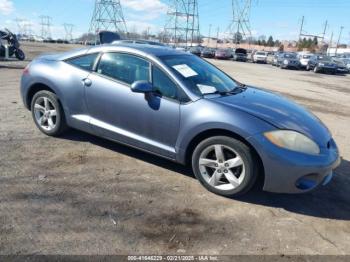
82, 78, 92, 87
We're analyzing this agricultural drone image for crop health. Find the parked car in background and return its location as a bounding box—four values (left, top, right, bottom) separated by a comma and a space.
247, 49, 254, 62
201, 47, 215, 58
271, 52, 282, 66
188, 46, 202, 56
267, 52, 275, 64
299, 53, 313, 69
215, 48, 232, 60
277, 53, 301, 70
307, 55, 338, 74
332, 58, 349, 74
232, 48, 247, 62
253, 51, 268, 63
21, 43, 340, 197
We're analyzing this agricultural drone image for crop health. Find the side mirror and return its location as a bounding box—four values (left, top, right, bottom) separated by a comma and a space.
131, 80, 155, 93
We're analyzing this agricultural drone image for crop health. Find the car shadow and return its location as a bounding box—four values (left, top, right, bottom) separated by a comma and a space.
61, 129, 350, 221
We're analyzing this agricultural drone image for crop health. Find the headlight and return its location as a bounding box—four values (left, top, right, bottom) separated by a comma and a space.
264, 130, 320, 155
283, 59, 289, 65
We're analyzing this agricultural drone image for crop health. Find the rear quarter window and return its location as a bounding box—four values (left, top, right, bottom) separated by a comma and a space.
66, 53, 99, 71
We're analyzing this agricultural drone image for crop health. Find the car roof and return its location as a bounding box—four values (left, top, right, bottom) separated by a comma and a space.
59, 43, 189, 60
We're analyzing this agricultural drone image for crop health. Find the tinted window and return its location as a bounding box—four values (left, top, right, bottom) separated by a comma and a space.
152, 66, 178, 100
66, 53, 99, 71
97, 53, 150, 85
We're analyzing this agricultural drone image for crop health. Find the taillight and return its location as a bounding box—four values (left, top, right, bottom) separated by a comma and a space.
23, 65, 30, 75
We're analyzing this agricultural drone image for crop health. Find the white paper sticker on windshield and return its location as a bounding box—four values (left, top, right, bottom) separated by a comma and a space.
172, 64, 198, 78
197, 84, 217, 94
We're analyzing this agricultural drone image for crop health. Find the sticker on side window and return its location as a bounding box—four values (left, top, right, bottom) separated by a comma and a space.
172, 64, 198, 78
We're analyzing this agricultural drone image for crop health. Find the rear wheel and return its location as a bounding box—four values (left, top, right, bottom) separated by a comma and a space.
31, 91, 68, 136
192, 136, 258, 197
15, 49, 25, 61
314, 66, 319, 73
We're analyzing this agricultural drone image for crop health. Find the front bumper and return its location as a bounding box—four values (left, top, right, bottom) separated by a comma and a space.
248, 134, 340, 193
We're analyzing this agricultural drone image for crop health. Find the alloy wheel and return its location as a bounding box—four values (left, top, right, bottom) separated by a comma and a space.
33, 97, 57, 131
198, 144, 245, 191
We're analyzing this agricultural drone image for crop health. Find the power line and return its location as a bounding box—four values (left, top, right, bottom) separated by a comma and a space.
227, 0, 253, 45
89, 0, 127, 35
39, 15, 52, 39
164, 0, 201, 46
63, 23, 74, 41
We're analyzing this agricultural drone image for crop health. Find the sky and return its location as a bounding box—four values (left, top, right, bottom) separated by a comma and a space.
0, 0, 349, 43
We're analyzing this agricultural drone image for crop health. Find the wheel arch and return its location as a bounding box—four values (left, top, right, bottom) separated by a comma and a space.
26, 83, 57, 110
184, 128, 265, 188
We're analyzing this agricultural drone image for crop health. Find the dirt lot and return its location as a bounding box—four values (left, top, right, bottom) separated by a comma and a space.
0, 42, 349, 255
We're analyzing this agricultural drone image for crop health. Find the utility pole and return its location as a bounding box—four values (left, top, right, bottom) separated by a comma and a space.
39, 15, 52, 39
89, 0, 127, 36
298, 16, 304, 41
335, 26, 344, 55
208, 24, 212, 46
227, 0, 253, 46
63, 23, 74, 42
216, 26, 220, 48
164, 0, 200, 47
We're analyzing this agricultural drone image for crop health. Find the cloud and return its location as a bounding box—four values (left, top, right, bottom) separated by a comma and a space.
0, 0, 14, 15
121, 0, 167, 14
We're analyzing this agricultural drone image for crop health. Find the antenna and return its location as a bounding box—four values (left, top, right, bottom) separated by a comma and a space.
89, 0, 127, 35
227, 0, 253, 45
164, 0, 201, 46
39, 15, 52, 39
64, 23, 74, 41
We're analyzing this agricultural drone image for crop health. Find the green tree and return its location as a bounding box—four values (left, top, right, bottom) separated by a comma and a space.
267, 36, 274, 47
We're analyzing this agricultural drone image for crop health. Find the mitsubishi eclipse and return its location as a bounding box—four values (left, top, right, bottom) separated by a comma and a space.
20, 44, 340, 197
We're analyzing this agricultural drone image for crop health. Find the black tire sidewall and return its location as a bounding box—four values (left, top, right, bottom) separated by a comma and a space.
31, 91, 65, 136
191, 136, 257, 197
15, 49, 25, 61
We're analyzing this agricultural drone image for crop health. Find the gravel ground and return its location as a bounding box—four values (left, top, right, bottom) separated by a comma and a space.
0, 42, 349, 255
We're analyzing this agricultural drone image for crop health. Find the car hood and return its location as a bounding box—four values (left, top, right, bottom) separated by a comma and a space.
211, 87, 331, 146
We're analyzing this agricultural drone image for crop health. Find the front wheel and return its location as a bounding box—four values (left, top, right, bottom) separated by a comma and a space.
314, 66, 319, 73
31, 91, 68, 136
15, 49, 25, 61
192, 136, 258, 197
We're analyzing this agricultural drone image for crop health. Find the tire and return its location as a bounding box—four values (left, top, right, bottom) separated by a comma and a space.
314, 66, 319, 73
31, 91, 68, 136
191, 136, 258, 197
15, 49, 25, 61
306, 65, 310, 71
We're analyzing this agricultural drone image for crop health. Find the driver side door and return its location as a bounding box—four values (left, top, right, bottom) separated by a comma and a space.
84, 52, 181, 159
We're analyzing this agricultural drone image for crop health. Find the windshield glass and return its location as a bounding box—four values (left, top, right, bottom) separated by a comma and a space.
317, 56, 332, 61
256, 52, 266, 56
284, 53, 297, 58
160, 55, 239, 95
302, 55, 311, 59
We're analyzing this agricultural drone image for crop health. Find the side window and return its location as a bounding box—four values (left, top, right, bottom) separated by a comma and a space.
152, 66, 178, 100
66, 53, 99, 71
97, 53, 150, 85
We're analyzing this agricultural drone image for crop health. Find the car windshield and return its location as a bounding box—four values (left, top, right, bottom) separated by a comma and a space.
302, 55, 311, 59
284, 53, 297, 58
317, 56, 332, 62
160, 55, 239, 96
256, 52, 266, 56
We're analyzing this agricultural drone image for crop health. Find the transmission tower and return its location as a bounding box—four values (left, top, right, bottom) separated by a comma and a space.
164, 0, 200, 46
64, 23, 74, 41
298, 16, 328, 42
89, 0, 127, 35
227, 0, 253, 45
39, 15, 52, 39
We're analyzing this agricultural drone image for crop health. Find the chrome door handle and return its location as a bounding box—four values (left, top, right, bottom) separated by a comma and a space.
82, 78, 92, 87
